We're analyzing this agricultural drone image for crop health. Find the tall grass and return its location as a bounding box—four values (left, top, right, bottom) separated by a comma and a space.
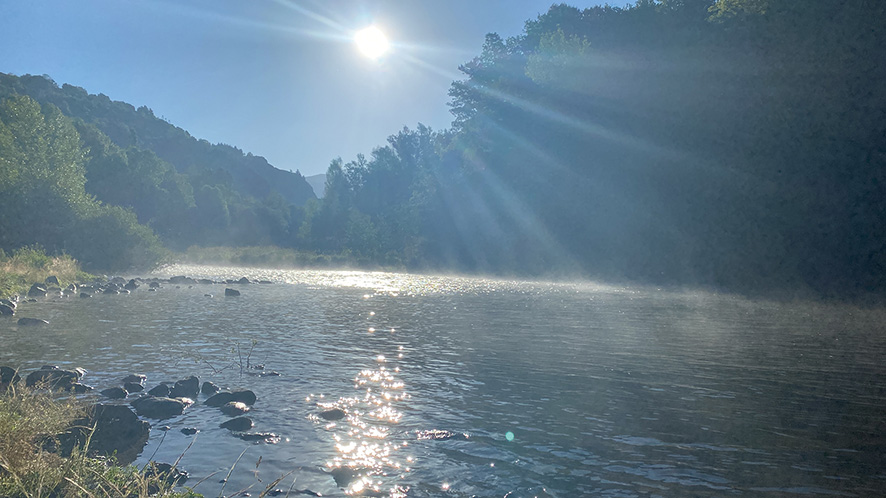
0, 383, 200, 498
0, 246, 94, 299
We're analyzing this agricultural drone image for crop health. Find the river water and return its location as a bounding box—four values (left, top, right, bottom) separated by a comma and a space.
1, 264, 885, 497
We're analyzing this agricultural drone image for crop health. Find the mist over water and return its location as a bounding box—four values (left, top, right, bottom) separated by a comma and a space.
2, 264, 885, 497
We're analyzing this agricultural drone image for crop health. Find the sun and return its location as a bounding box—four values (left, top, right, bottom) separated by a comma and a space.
354, 26, 389, 60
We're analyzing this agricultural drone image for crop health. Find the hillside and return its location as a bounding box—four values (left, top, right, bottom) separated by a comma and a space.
0, 73, 315, 207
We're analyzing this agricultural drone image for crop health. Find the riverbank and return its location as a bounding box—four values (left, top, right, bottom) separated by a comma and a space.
0, 247, 95, 300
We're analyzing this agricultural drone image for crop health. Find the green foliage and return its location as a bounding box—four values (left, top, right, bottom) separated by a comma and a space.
0, 95, 165, 271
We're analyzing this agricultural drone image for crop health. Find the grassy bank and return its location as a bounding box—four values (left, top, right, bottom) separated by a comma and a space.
179, 245, 401, 271
0, 384, 198, 497
0, 246, 95, 300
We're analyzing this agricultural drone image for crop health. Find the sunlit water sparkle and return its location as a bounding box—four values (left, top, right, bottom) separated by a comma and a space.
0, 264, 884, 497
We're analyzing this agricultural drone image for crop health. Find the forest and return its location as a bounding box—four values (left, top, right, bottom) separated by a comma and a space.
1, 0, 884, 298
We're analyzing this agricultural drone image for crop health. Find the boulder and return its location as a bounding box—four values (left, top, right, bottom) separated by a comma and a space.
180, 427, 199, 435
220, 401, 250, 416
79, 292, 92, 298
0, 298, 16, 308
205, 388, 257, 407
169, 276, 197, 285
101, 387, 128, 399
259, 280, 273, 284
201, 381, 220, 395
71, 383, 93, 393
25, 366, 82, 389
237, 277, 251, 284
0, 304, 13, 316
110, 277, 127, 285
220, 417, 253, 431
124, 382, 144, 393
54, 403, 150, 465
198, 279, 214, 285
45, 275, 60, 286
143, 462, 189, 491
224, 288, 240, 297
1, 366, 21, 387
122, 374, 146, 385
148, 281, 161, 288
130, 396, 188, 419
18, 317, 49, 326
103, 287, 119, 295
124, 279, 139, 290
169, 376, 199, 398
147, 384, 170, 397
27, 284, 47, 297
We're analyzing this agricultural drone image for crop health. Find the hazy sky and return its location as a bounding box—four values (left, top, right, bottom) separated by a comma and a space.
1, 1, 601, 177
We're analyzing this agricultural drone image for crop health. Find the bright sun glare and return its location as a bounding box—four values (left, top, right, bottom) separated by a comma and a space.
354, 26, 389, 60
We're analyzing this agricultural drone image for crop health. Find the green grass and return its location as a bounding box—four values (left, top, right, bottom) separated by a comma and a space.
0, 246, 96, 300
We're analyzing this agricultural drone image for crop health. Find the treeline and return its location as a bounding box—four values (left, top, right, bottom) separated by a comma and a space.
2, 0, 884, 297
305, 0, 886, 296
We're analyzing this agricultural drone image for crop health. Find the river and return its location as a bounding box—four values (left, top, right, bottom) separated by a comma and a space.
2, 264, 885, 497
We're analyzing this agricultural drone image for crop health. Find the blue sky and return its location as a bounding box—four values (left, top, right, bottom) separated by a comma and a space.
1, 1, 602, 176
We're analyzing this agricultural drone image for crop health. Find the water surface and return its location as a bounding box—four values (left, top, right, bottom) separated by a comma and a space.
1, 265, 884, 497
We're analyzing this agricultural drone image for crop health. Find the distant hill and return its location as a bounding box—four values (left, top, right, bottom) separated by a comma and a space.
305, 173, 326, 198
0, 73, 315, 207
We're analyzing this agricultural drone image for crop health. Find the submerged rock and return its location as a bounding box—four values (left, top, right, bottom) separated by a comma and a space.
144, 462, 189, 490
220, 417, 253, 431
180, 427, 199, 435
318, 408, 346, 421
236, 432, 280, 444
416, 429, 470, 441
18, 317, 49, 326
79, 292, 92, 298
130, 396, 188, 419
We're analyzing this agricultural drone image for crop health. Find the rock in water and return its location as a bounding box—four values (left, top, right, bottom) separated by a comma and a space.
25, 366, 82, 389
318, 408, 346, 421
220, 417, 254, 431
0, 304, 13, 315
27, 283, 46, 297
0, 366, 21, 386
124, 382, 144, 393
54, 404, 149, 465
18, 317, 49, 326
205, 388, 257, 407
101, 387, 128, 399
122, 374, 146, 385
224, 288, 240, 297
169, 376, 200, 398
130, 396, 188, 419
201, 381, 220, 395
147, 384, 170, 397
220, 401, 250, 416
